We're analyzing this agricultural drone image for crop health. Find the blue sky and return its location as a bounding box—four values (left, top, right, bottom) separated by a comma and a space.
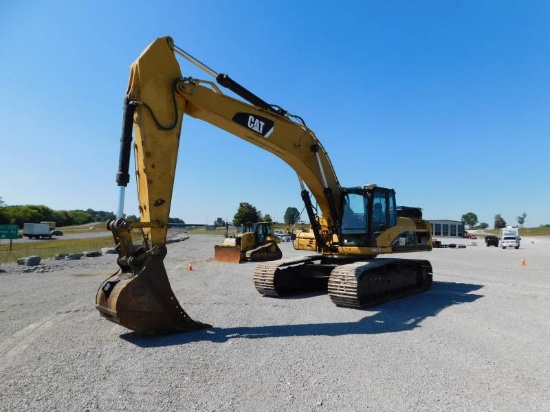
1, 1, 549, 227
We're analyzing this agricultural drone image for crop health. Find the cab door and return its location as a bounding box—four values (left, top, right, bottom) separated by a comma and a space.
370, 188, 397, 246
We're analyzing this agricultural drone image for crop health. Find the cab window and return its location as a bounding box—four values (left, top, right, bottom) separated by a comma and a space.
341, 193, 367, 246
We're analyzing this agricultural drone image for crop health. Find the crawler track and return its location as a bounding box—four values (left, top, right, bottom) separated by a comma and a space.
326, 262, 364, 308
254, 256, 432, 309
328, 258, 433, 308
253, 256, 322, 296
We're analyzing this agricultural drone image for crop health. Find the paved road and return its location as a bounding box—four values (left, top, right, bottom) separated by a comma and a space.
7, 228, 111, 244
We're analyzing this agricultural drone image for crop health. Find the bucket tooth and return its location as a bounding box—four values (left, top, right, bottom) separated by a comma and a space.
96, 255, 210, 334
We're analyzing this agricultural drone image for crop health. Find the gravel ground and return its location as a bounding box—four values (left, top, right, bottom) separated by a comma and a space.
1, 234, 549, 412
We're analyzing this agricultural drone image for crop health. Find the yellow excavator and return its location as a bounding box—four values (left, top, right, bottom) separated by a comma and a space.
95, 37, 433, 333
213, 222, 282, 263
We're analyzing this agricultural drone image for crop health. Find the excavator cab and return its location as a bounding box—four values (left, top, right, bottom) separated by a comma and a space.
253, 222, 267, 245
340, 185, 397, 247
339, 185, 430, 253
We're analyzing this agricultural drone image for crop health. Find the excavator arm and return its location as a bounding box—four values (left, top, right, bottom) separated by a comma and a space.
123, 37, 340, 252
96, 37, 433, 334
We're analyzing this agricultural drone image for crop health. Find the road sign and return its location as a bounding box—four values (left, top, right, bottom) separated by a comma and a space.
0, 225, 19, 240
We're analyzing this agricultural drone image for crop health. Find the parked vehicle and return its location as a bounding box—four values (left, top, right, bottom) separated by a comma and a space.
273, 230, 291, 242
500, 227, 520, 249
277, 233, 292, 242
23, 223, 64, 239
213, 222, 282, 263
485, 235, 499, 247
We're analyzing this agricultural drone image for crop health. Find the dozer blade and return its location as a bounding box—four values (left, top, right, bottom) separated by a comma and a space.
95, 255, 211, 333
213, 245, 243, 263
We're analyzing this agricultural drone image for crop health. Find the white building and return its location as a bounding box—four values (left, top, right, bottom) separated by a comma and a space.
428, 219, 465, 237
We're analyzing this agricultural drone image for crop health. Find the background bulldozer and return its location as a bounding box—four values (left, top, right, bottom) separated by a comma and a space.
214, 222, 282, 263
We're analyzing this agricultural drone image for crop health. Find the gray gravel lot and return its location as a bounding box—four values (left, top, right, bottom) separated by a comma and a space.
1, 234, 549, 411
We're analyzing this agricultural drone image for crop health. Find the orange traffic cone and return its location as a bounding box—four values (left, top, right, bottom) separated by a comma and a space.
520, 258, 526, 266
188, 262, 193, 271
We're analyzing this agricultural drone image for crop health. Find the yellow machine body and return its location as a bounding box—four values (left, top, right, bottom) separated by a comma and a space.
96, 37, 433, 334
213, 222, 282, 263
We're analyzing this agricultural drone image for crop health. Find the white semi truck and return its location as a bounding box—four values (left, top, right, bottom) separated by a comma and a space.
500, 226, 520, 249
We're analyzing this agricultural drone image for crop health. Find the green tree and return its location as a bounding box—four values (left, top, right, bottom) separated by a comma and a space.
55, 210, 72, 227
479, 222, 489, 229
0, 203, 131, 228
494, 214, 507, 229
516, 212, 527, 226
168, 217, 185, 224
87, 209, 116, 222
67, 210, 93, 225
125, 214, 139, 223
284, 207, 301, 225
461, 212, 478, 228
233, 202, 260, 227
8, 205, 43, 226
263, 214, 273, 223
0, 197, 6, 224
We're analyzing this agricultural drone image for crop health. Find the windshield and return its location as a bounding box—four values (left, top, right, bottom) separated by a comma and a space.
340, 193, 367, 246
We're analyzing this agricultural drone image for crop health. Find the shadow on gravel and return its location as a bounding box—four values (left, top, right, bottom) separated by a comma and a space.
121, 280, 483, 347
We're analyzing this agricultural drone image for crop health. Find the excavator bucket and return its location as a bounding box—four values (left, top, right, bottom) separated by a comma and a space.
96, 255, 211, 333
213, 245, 243, 263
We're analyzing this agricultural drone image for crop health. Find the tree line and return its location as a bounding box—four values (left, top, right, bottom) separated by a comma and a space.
0, 197, 302, 229
0, 202, 117, 228
214, 202, 302, 228
7, 197, 537, 232
461, 211, 529, 229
